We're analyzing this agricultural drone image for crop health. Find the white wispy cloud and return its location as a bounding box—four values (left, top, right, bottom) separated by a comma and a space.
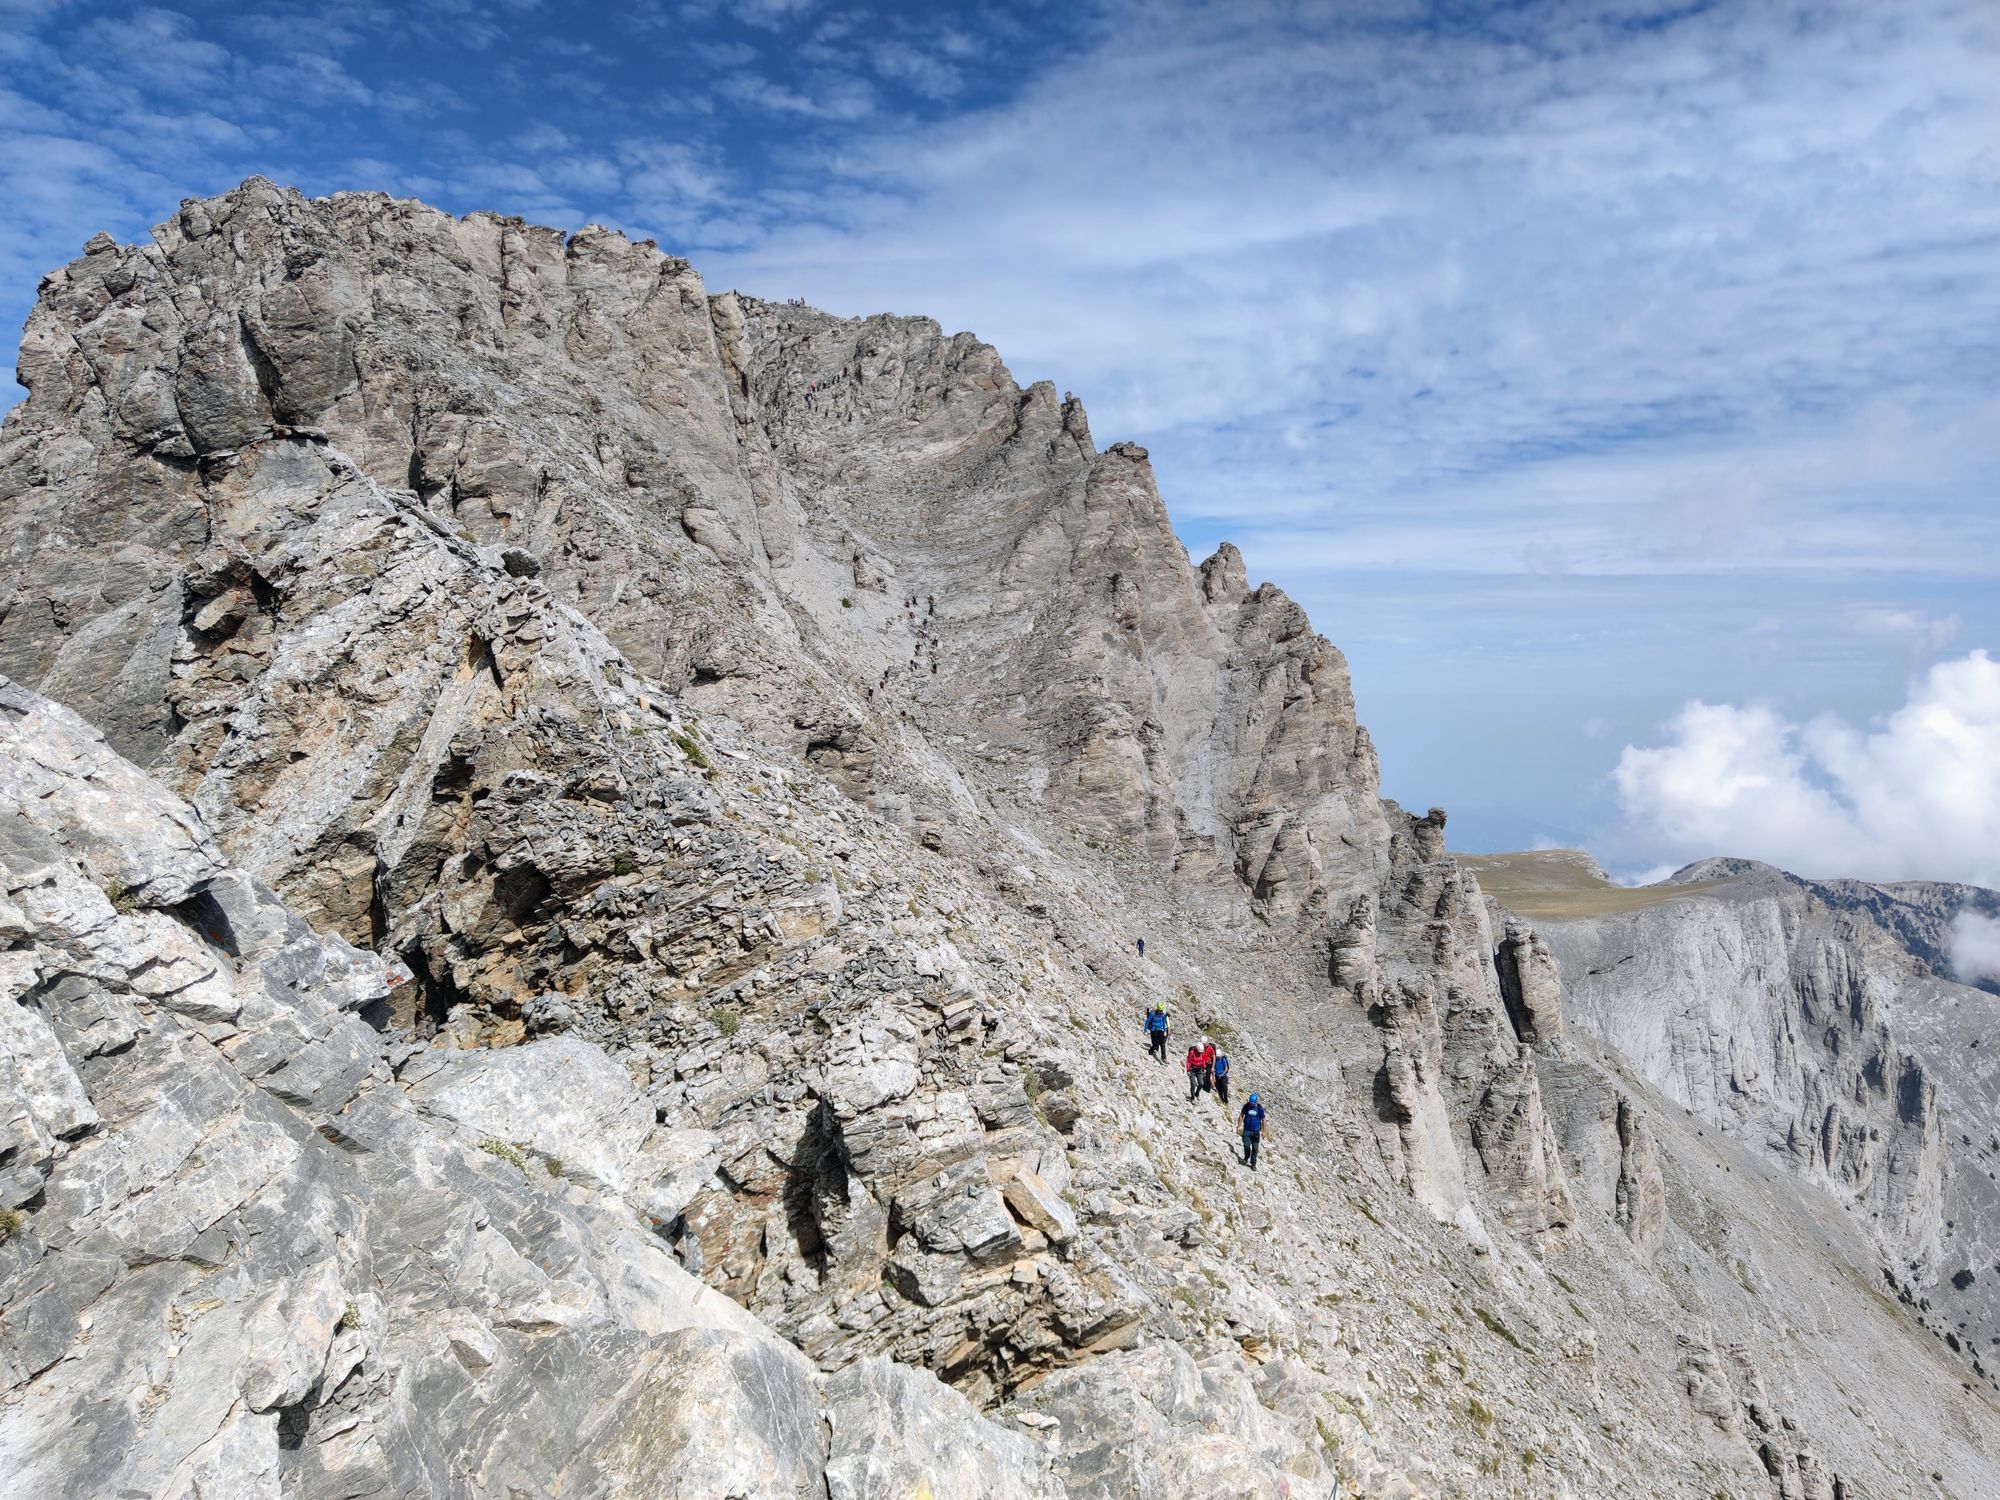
718, 70, 874, 121
868, 40, 962, 100
685, 0, 2000, 582
1848, 605, 1964, 659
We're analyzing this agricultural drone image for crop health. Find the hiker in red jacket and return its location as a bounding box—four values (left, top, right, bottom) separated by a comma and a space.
1184, 1044, 1204, 1102
1197, 1039, 1218, 1095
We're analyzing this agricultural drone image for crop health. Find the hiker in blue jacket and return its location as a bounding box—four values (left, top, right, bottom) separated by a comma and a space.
1212, 1051, 1231, 1105
1143, 1002, 1169, 1062
1239, 1093, 1266, 1169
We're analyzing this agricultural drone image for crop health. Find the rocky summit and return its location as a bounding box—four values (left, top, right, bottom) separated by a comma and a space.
1, 179, 1996, 1499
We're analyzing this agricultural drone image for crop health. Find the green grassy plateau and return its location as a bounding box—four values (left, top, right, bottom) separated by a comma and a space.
1456, 848, 1726, 919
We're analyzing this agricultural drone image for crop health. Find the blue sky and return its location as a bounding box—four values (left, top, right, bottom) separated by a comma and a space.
4, 0, 1999, 880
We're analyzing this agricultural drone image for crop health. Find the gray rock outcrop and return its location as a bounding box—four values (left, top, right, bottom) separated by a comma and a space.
0, 682, 1063, 1497
1519, 856, 1999, 1386
2, 180, 1996, 1498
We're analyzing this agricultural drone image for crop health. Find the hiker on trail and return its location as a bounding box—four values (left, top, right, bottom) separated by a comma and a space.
1239, 1093, 1266, 1168
1212, 1050, 1231, 1104
1136, 936, 1145, 958
1185, 1043, 1205, 1101
1144, 1003, 1169, 1062
1197, 1038, 1217, 1093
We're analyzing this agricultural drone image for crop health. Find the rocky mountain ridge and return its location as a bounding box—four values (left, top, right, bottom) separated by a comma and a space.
2, 179, 1996, 1498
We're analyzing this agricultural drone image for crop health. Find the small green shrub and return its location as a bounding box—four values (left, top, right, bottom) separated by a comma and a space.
0, 1207, 24, 1243
612, 855, 638, 876
1469, 1396, 1495, 1433
1952, 1267, 1976, 1291
671, 731, 712, 770
340, 1300, 360, 1331
840, 596, 853, 608
712, 1006, 741, 1037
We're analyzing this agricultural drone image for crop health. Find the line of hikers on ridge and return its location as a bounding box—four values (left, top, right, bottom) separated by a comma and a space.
1141, 1001, 1266, 1169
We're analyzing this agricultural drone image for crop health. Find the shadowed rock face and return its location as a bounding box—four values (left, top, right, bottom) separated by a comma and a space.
3, 181, 1998, 1498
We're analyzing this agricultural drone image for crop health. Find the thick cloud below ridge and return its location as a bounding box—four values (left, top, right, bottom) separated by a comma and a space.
1613, 649, 2000, 889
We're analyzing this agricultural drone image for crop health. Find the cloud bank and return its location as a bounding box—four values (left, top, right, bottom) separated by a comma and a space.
1613, 651, 2000, 886
1951, 913, 2000, 985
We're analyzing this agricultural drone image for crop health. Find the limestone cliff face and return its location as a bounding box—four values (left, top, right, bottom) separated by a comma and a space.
3, 182, 1998, 1499
1531, 859, 1998, 1381
0, 179, 1383, 935
1807, 874, 2000, 996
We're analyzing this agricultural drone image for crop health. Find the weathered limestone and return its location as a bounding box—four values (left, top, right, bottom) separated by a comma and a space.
1539, 866, 1956, 1289
0, 684, 1073, 1498
0, 181, 1994, 1498
1496, 922, 1566, 1052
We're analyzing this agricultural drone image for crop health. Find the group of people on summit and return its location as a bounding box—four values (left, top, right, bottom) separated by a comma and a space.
1140, 999, 1267, 1169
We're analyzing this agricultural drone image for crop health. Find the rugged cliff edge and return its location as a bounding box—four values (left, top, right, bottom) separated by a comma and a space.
1476, 851, 2000, 1394
3, 180, 1997, 1498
